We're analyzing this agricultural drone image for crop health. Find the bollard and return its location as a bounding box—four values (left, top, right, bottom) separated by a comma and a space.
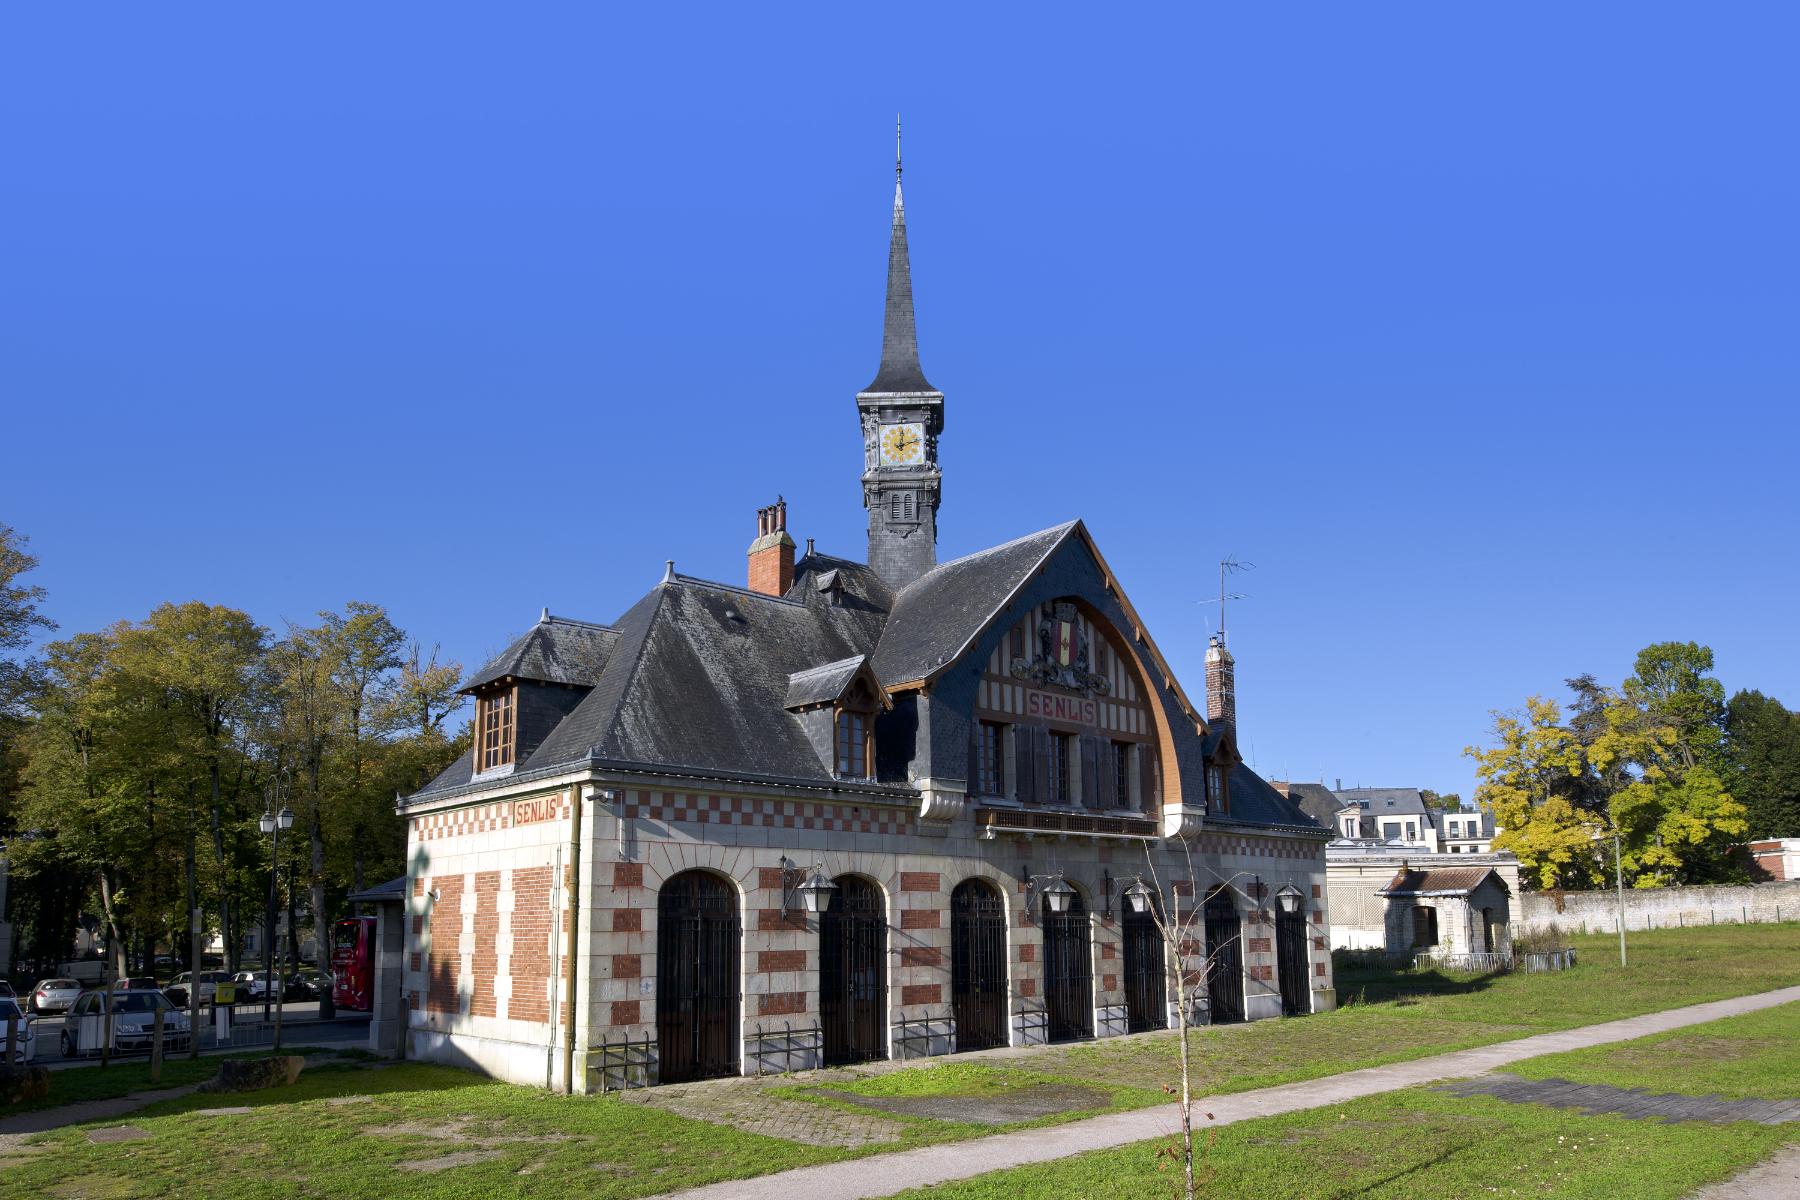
1742, 906, 1747, 924
150, 1008, 164, 1084
1711, 909, 1715, 925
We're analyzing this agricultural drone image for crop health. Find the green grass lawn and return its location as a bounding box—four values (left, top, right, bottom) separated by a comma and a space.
6, 1046, 349, 1117
898, 948, 1800, 1200
1, 923, 1795, 1199
1509, 999, 1800, 1099
894, 1087, 1799, 1200
822, 922, 1800, 1109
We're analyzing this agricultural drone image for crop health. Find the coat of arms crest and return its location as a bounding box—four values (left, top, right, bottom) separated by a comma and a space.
1009, 601, 1111, 697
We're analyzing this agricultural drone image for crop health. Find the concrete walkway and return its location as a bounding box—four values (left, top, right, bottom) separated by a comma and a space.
647, 984, 1800, 1200
1685, 1142, 1800, 1199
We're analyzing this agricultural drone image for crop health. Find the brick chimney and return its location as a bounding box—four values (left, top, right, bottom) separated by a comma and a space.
747, 498, 796, 597
1204, 634, 1236, 726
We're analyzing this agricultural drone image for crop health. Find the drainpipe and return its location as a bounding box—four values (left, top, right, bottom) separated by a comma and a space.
563, 786, 585, 1094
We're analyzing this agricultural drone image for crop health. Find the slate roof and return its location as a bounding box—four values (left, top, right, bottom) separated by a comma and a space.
1212, 764, 1327, 832
463, 615, 619, 692
1338, 788, 1432, 817
347, 875, 406, 904
862, 174, 936, 395
870, 523, 1075, 686
1274, 781, 1343, 828
1379, 866, 1509, 897
785, 655, 875, 710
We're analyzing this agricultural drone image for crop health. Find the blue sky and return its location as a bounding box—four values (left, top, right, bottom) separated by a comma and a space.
5, 5, 1797, 805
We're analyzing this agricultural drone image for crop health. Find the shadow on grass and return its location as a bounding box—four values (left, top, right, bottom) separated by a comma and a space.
1333, 960, 1506, 1007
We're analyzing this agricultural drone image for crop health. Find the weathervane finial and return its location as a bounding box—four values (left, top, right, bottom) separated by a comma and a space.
895, 113, 903, 182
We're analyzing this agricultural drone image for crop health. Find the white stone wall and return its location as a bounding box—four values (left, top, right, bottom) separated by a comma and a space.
1517, 879, 1800, 935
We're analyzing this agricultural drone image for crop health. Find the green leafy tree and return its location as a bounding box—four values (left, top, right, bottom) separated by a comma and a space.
0, 523, 56, 822
1725, 689, 1800, 839
1419, 789, 1464, 811
1466, 696, 1598, 889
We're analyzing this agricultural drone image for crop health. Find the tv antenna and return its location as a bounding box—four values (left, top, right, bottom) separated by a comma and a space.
1204, 555, 1253, 645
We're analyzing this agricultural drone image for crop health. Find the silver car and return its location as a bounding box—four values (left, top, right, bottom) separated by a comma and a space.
28, 978, 82, 1014
61, 989, 191, 1057
0, 998, 35, 1063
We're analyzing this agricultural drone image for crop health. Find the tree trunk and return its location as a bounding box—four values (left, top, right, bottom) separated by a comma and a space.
97, 869, 127, 979
310, 817, 327, 960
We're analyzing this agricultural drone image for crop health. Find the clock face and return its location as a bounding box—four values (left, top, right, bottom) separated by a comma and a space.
880, 422, 925, 466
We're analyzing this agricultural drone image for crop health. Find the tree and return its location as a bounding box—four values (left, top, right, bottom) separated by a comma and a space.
1466, 697, 1597, 889
0, 523, 56, 822
1726, 690, 1800, 839
1623, 642, 1727, 774
1419, 789, 1464, 811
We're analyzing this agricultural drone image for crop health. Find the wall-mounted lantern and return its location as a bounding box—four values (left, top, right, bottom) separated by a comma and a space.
1275, 882, 1305, 916
1022, 869, 1075, 923
1123, 878, 1157, 916
779, 856, 837, 918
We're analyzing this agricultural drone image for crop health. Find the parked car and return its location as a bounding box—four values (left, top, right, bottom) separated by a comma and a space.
60, 989, 191, 1057
0, 982, 16, 1000
111, 976, 160, 992
165, 970, 234, 1007
0, 998, 35, 1063
28, 979, 83, 1014
232, 970, 311, 1002
290, 968, 333, 1000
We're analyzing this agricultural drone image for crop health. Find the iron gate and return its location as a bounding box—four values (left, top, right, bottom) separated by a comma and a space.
951, 880, 1008, 1052
1122, 904, 1167, 1032
1275, 909, 1309, 1017
1042, 891, 1093, 1042
1203, 891, 1244, 1025
821, 876, 887, 1065
656, 871, 741, 1083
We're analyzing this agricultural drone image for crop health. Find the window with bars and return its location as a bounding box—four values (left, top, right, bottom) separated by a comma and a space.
835, 709, 871, 778
476, 688, 516, 771
1111, 741, 1131, 809
977, 721, 1006, 796
1049, 732, 1073, 805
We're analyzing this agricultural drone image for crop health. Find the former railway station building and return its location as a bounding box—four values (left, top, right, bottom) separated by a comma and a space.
397, 146, 1336, 1091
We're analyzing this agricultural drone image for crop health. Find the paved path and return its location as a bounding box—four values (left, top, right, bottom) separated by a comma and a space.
0, 1084, 204, 1154
1684, 1143, 1800, 1199
1439, 1073, 1800, 1125
645, 984, 1800, 1200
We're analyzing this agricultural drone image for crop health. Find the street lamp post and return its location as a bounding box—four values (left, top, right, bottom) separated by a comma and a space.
1612, 822, 1627, 968
260, 803, 295, 1049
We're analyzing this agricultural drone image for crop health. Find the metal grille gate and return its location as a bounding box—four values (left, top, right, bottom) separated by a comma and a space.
657, 871, 741, 1083
1276, 910, 1309, 1017
1042, 892, 1093, 1042
1203, 892, 1245, 1025
951, 881, 1008, 1052
821, 876, 887, 1065
1122, 905, 1167, 1032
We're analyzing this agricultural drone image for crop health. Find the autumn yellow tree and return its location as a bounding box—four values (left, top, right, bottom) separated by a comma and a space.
1465, 697, 1599, 889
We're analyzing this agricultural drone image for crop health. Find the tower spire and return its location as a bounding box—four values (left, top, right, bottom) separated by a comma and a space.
865, 114, 932, 394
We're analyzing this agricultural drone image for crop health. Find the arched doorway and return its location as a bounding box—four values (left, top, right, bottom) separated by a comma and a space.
1275, 907, 1309, 1017
1122, 897, 1167, 1032
1203, 888, 1244, 1025
656, 871, 741, 1083
821, 875, 887, 1066
951, 879, 1008, 1052
1042, 888, 1093, 1042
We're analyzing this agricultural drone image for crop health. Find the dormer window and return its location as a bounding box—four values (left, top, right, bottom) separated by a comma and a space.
835, 710, 871, 778
476, 686, 516, 771
1207, 760, 1229, 814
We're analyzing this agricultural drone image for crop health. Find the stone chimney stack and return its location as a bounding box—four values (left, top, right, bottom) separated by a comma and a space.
747, 498, 796, 597
1204, 634, 1236, 726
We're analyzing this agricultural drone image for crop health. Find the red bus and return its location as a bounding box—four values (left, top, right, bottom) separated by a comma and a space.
331, 916, 376, 1012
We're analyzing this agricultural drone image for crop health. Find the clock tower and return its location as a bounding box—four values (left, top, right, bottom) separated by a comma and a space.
859, 121, 945, 589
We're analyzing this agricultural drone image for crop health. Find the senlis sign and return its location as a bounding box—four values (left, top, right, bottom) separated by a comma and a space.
1024, 688, 1098, 727
512, 794, 564, 826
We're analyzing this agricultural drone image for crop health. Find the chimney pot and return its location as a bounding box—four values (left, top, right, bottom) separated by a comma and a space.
747, 498, 796, 596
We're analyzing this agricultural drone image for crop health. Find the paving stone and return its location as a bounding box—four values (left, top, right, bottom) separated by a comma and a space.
1432, 1073, 1799, 1125
194, 1107, 254, 1116
86, 1125, 151, 1143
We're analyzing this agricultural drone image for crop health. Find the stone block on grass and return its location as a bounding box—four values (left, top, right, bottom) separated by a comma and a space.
201, 1055, 306, 1093
0, 1064, 50, 1106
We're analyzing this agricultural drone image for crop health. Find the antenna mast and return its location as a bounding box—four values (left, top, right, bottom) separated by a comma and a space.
1218, 555, 1253, 645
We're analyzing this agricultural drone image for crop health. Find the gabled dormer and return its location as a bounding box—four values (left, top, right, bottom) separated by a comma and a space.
785, 655, 892, 781
461, 612, 618, 778
1204, 725, 1243, 817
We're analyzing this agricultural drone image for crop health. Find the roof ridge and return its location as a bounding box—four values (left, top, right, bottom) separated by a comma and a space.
543, 614, 617, 631
903, 520, 1077, 585
586, 585, 672, 759
669, 573, 809, 607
